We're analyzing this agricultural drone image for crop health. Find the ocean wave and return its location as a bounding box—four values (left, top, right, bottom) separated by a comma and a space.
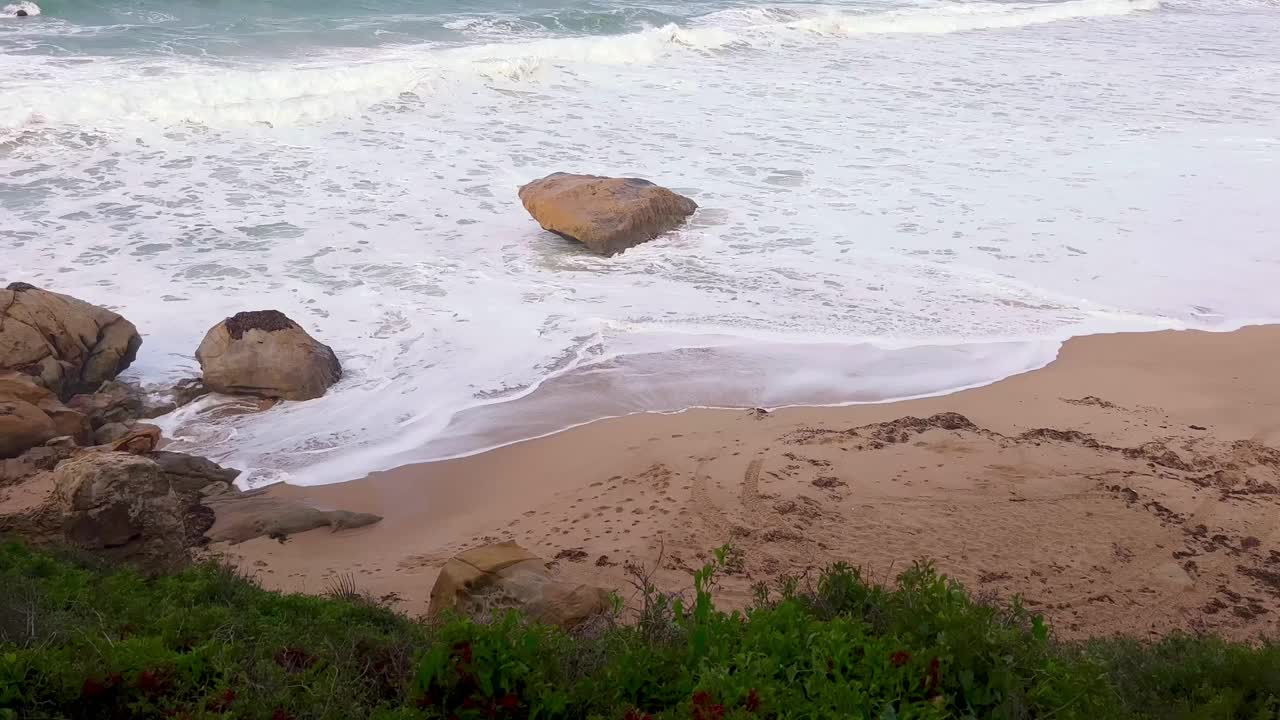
780, 0, 1164, 36
0, 0, 1161, 127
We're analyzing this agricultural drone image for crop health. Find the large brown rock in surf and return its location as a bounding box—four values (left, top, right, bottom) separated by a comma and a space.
518, 173, 698, 256
0, 283, 142, 401
195, 310, 341, 401
429, 541, 610, 628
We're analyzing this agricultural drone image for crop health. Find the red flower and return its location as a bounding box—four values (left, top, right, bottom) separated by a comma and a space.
206, 688, 237, 713
452, 642, 474, 664
80, 678, 105, 699
924, 657, 942, 697
499, 693, 519, 710
692, 691, 726, 720
890, 651, 911, 667
137, 670, 162, 694
744, 688, 762, 712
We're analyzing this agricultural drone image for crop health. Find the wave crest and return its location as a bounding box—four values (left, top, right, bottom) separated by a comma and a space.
0, 0, 1160, 128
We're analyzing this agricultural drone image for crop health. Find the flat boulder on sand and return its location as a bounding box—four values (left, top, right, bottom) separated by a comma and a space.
429, 541, 610, 628
518, 173, 697, 256
196, 310, 341, 401
0, 282, 142, 401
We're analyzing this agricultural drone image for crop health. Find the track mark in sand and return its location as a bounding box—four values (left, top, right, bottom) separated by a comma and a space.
740, 459, 764, 517
690, 459, 733, 539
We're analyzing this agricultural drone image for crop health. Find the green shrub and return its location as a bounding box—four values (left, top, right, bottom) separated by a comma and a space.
1, 539, 1277, 719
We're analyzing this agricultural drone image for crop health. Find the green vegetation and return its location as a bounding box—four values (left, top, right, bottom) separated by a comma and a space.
1, 540, 1277, 719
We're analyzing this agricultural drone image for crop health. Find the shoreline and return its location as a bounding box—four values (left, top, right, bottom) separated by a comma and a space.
213, 325, 1280, 639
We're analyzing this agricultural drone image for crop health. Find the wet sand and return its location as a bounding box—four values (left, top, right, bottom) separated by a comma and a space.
214, 326, 1280, 639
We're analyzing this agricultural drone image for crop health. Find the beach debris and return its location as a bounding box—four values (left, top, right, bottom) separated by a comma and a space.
518, 173, 697, 256
196, 310, 341, 401
429, 541, 610, 629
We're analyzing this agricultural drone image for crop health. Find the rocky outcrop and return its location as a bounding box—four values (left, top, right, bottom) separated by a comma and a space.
67, 380, 177, 429
0, 372, 91, 452
53, 452, 188, 567
518, 173, 698, 256
92, 420, 162, 448
0, 283, 142, 401
429, 541, 610, 628
149, 450, 240, 493
0, 399, 57, 458
195, 310, 341, 401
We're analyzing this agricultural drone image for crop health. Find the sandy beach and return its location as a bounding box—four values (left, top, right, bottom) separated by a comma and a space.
212, 326, 1280, 640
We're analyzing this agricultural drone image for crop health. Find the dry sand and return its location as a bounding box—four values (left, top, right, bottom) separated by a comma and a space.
214, 326, 1280, 640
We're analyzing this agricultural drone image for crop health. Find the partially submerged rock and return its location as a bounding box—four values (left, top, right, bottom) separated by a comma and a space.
518, 173, 697, 256
429, 541, 610, 628
196, 310, 341, 401
67, 379, 177, 428
0, 283, 142, 401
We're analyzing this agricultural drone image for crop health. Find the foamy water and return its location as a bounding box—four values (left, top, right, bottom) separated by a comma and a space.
3, 0, 1278, 485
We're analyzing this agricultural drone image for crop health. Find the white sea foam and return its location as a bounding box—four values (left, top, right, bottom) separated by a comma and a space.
1, 1, 39, 17
4, 0, 1279, 487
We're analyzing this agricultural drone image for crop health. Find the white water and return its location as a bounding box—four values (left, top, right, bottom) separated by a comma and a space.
1, 2, 39, 17
3, 0, 1279, 485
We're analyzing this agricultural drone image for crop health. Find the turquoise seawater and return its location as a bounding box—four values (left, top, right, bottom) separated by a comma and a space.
3, 0, 1279, 485
3, 0, 800, 56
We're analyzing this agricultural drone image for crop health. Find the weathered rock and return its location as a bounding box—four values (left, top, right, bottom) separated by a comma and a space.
0, 399, 57, 459
429, 541, 611, 628
150, 450, 240, 494
0, 371, 53, 405
110, 425, 162, 454
67, 380, 175, 429
0, 372, 90, 448
202, 491, 381, 544
0, 283, 142, 401
518, 173, 697, 256
42, 406, 90, 444
90, 420, 162, 449
1, 443, 76, 487
53, 452, 186, 566
170, 377, 210, 408
93, 422, 133, 446
195, 310, 341, 401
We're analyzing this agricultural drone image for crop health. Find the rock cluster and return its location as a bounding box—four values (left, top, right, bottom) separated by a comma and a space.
0, 284, 372, 571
